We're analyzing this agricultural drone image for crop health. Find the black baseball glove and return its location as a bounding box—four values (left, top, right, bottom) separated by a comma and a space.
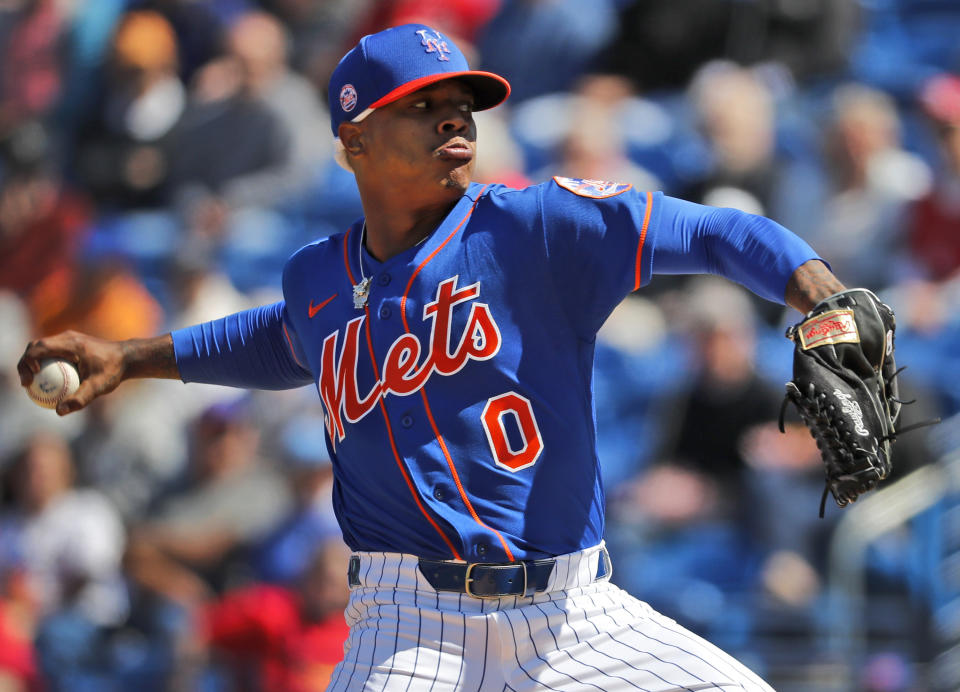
779, 289, 906, 516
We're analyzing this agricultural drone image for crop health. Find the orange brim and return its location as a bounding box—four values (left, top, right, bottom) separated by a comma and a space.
367, 70, 511, 112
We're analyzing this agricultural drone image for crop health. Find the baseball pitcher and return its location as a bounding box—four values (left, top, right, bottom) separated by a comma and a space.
20, 24, 910, 691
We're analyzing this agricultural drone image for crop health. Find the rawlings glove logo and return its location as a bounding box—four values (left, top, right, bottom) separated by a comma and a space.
833, 389, 869, 436
798, 309, 859, 349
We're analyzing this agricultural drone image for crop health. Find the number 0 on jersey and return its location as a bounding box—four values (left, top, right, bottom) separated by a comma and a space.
481, 392, 543, 471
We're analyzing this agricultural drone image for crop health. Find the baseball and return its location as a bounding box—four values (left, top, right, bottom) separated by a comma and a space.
27, 358, 81, 410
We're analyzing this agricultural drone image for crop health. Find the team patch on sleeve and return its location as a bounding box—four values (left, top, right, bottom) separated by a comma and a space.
552, 176, 633, 199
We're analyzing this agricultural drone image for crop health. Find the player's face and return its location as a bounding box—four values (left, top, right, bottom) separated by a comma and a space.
359, 80, 477, 195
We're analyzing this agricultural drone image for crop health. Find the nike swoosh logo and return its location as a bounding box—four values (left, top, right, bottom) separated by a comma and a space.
308, 293, 337, 318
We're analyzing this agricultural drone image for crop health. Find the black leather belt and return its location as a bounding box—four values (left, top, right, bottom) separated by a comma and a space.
419, 558, 557, 598
348, 548, 611, 599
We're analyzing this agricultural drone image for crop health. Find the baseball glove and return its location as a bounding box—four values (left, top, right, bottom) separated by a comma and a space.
779, 289, 908, 516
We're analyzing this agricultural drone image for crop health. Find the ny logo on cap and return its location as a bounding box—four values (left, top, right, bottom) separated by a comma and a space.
416, 29, 451, 62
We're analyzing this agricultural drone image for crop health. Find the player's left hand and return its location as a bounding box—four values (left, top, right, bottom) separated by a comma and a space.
779, 289, 936, 516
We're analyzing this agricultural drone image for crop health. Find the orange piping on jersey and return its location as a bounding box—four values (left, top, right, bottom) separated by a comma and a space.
398, 186, 517, 562
340, 224, 461, 559
633, 191, 653, 291
342, 226, 356, 285
400, 185, 488, 332
362, 310, 462, 560
281, 322, 307, 370
418, 388, 515, 561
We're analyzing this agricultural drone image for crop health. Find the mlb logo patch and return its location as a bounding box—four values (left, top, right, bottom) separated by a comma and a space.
553, 176, 632, 199
340, 84, 358, 112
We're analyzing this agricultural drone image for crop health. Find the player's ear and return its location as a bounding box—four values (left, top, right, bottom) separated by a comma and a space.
339, 122, 365, 158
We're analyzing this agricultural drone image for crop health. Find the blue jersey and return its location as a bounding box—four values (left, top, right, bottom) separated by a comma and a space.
173, 178, 819, 562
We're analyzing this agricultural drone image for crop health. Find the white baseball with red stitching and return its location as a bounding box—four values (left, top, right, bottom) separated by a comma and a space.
27, 358, 80, 410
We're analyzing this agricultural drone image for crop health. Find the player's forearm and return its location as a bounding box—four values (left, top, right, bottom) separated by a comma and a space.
121, 334, 180, 380
784, 260, 846, 314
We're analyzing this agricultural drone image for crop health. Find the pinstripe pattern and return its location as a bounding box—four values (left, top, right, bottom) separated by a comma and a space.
326, 545, 773, 691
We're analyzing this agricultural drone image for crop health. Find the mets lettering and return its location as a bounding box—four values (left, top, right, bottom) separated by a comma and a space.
319, 276, 501, 444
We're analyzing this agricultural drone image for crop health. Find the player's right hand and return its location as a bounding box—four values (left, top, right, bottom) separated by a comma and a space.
18, 331, 128, 416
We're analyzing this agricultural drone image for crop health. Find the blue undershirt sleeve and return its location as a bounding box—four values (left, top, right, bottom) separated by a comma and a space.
651, 195, 823, 304
171, 302, 314, 390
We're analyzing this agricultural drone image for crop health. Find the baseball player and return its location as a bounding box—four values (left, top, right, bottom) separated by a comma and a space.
20, 24, 850, 691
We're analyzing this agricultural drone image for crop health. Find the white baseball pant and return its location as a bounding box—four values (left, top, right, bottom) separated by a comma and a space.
327, 543, 774, 691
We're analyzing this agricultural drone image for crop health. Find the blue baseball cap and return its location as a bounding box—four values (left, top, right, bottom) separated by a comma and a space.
328, 24, 511, 138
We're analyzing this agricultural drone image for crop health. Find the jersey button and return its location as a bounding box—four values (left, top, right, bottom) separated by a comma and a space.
433, 487, 445, 501
379, 305, 391, 319
378, 273, 391, 286
474, 543, 487, 557
401, 414, 414, 428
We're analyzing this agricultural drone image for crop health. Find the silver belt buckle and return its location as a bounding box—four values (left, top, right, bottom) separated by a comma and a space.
465, 561, 528, 599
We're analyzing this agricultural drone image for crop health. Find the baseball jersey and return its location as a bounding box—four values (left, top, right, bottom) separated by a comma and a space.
173, 178, 819, 564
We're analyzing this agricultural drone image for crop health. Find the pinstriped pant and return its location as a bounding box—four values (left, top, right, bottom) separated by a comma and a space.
327, 544, 774, 691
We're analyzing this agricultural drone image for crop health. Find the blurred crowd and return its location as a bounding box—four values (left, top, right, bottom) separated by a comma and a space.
1, 0, 960, 690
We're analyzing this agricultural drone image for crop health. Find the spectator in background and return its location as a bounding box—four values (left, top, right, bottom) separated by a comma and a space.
0, 432, 127, 688
169, 17, 297, 250
880, 73, 960, 346
124, 398, 290, 606
607, 280, 792, 622
257, 0, 373, 91
70, 388, 187, 522
202, 538, 351, 692
682, 62, 826, 314
252, 413, 339, 586
64, 254, 252, 524
163, 9, 351, 293
810, 83, 931, 290
194, 10, 332, 208
0, 123, 91, 330
75, 10, 186, 211
54, 1, 131, 146
0, 433, 130, 690
623, 279, 785, 524
136, 0, 227, 85
685, 63, 793, 219
908, 74, 960, 284
590, 293, 677, 491
537, 75, 660, 190
0, 562, 39, 691
33, 252, 166, 341
0, 0, 66, 141
165, 244, 252, 329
